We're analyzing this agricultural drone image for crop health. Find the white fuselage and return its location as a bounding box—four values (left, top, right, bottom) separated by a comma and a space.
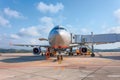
48, 25, 71, 49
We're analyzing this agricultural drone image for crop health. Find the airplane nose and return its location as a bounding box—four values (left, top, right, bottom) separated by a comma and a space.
48, 27, 71, 49
54, 30, 62, 39
52, 30, 65, 46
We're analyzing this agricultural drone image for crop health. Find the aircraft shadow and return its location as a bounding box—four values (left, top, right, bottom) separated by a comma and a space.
96, 53, 120, 60
99, 56, 120, 60
0, 56, 46, 63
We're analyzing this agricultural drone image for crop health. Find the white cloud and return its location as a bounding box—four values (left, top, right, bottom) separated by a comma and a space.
39, 16, 54, 33
40, 16, 53, 24
37, 2, 64, 13
0, 16, 55, 48
114, 9, 120, 23
55, 15, 66, 24
0, 16, 11, 27
18, 26, 40, 37
40, 16, 54, 26
65, 24, 92, 34
80, 28, 90, 34
106, 26, 120, 33
12, 16, 54, 38
4, 7, 24, 18
29, 38, 42, 44
65, 24, 76, 32
10, 34, 20, 39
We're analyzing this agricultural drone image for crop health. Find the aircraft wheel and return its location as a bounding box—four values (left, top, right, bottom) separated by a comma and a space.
57, 55, 62, 64
69, 52, 73, 56
57, 55, 59, 60
81, 53, 83, 55
71, 53, 73, 56
91, 53, 95, 57
61, 55, 63, 60
57, 55, 63, 60
41, 53, 44, 56
76, 53, 79, 55
69, 53, 70, 56
50, 53, 53, 57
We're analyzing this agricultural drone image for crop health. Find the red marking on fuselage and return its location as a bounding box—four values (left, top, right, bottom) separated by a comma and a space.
52, 45, 68, 49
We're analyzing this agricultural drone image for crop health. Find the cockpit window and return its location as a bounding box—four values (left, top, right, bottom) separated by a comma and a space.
54, 26, 67, 31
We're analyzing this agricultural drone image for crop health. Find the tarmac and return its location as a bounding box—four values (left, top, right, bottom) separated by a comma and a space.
0, 52, 120, 80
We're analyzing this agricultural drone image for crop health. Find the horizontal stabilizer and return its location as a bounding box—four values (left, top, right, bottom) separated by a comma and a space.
39, 38, 48, 41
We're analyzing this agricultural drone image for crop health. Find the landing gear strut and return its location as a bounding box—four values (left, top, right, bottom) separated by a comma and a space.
69, 47, 73, 56
45, 48, 50, 59
57, 55, 63, 61
57, 50, 63, 64
91, 44, 95, 57
91, 53, 95, 57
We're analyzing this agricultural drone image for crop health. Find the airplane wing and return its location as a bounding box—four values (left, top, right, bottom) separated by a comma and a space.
74, 33, 120, 45
12, 44, 50, 48
11, 38, 50, 48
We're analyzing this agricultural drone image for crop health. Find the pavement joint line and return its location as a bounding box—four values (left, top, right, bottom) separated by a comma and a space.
81, 57, 119, 80
80, 66, 103, 80
80, 61, 111, 80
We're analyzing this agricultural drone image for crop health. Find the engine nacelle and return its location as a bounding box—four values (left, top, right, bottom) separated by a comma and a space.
81, 47, 87, 53
33, 47, 41, 55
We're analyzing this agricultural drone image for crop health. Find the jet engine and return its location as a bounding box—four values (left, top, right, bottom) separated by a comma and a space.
81, 47, 87, 53
33, 47, 41, 55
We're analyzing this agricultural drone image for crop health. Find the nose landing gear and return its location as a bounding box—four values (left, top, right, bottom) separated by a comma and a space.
57, 50, 63, 64
57, 55, 63, 64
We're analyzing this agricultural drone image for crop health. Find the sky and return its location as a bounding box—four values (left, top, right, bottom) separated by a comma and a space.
0, 0, 120, 49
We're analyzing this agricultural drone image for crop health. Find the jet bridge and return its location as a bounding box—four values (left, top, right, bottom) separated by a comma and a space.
74, 33, 120, 44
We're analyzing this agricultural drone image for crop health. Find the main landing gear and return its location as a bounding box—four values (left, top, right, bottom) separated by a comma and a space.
91, 53, 95, 57
57, 55, 63, 61
57, 55, 63, 64
69, 47, 73, 56
45, 48, 50, 60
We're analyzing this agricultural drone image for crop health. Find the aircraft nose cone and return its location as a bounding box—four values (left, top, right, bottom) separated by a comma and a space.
50, 30, 65, 48
54, 30, 63, 41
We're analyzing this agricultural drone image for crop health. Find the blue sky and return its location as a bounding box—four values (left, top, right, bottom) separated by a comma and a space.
0, 0, 120, 49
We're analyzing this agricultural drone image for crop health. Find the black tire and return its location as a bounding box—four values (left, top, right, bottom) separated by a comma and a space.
71, 53, 73, 56
41, 53, 44, 56
50, 53, 53, 57
57, 55, 59, 60
61, 55, 63, 60
81, 48, 87, 53
91, 53, 95, 57
77, 53, 79, 55
69, 52, 71, 56
69, 52, 73, 56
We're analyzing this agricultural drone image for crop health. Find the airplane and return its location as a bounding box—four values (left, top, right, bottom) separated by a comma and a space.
13, 25, 120, 62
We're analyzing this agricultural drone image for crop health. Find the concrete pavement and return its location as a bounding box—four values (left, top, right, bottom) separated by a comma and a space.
0, 52, 120, 80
